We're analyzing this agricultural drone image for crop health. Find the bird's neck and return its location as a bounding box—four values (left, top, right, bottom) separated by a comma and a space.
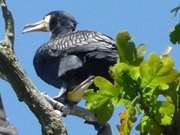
50, 27, 74, 39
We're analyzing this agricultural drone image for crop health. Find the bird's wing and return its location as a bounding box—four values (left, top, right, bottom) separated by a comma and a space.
44, 31, 116, 56
58, 55, 83, 77
41, 31, 117, 76
65, 31, 117, 60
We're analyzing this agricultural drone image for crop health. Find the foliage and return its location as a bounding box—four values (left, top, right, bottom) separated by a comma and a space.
170, 23, 180, 44
170, 5, 180, 45
84, 31, 180, 134
171, 6, 180, 16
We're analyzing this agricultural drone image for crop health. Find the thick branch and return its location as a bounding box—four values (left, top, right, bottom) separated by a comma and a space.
0, 1, 67, 135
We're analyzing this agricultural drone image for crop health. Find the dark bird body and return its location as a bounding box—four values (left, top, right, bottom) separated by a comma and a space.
34, 30, 117, 90
23, 11, 118, 102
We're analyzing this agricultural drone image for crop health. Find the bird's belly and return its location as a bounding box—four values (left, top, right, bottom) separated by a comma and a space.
39, 60, 64, 88
35, 57, 115, 90
61, 58, 115, 89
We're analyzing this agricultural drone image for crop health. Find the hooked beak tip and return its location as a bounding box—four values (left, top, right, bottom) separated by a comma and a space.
22, 28, 29, 34
22, 25, 35, 33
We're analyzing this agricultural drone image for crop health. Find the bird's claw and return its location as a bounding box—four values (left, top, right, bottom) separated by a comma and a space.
61, 105, 71, 116
43, 93, 70, 116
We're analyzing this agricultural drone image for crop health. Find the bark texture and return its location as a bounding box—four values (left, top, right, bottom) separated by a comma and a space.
0, 0, 67, 135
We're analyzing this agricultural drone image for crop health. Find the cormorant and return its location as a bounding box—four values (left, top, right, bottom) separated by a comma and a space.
23, 11, 118, 103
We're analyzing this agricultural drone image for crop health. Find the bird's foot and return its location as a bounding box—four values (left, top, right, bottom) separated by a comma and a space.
53, 86, 67, 103
72, 75, 95, 92
44, 93, 71, 116
66, 75, 95, 103
47, 75, 95, 107
53, 95, 65, 103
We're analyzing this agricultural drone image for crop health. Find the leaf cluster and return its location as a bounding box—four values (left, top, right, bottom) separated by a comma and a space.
84, 32, 180, 135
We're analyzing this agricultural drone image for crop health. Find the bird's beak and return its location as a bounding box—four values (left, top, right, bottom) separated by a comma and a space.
23, 19, 49, 33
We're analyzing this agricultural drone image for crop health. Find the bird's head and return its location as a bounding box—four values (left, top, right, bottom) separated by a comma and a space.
23, 11, 77, 37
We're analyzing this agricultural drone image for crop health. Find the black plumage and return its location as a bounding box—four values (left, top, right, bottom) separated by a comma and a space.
23, 11, 118, 102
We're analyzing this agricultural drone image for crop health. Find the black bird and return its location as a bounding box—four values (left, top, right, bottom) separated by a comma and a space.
23, 11, 118, 103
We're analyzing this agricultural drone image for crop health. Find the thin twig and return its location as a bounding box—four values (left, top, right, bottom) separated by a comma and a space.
171, 6, 180, 16
0, 0, 14, 49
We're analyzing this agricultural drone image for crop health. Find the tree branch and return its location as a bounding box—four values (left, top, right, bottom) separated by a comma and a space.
171, 5, 180, 16
0, 95, 18, 135
45, 95, 112, 135
0, 0, 67, 135
0, 0, 14, 49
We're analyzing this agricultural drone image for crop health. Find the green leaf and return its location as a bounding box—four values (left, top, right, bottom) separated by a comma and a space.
116, 32, 145, 65
140, 53, 178, 90
160, 77, 180, 104
161, 115, 172, 126
85, 94, 114, 123
94, 76, 113, 90
159, 96, 175, 126
170, 23, 180, 45
139, 115, 162, 135
83, 90, 97, 106
93, 98, 114, 124
114, 98, 132, 107
94, 76, 120, 97
111, 63, 140, 84
110, 63, 140, 100
111, 63, 130, 85
139, 115, 153, 134
84, 90, 114, 123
